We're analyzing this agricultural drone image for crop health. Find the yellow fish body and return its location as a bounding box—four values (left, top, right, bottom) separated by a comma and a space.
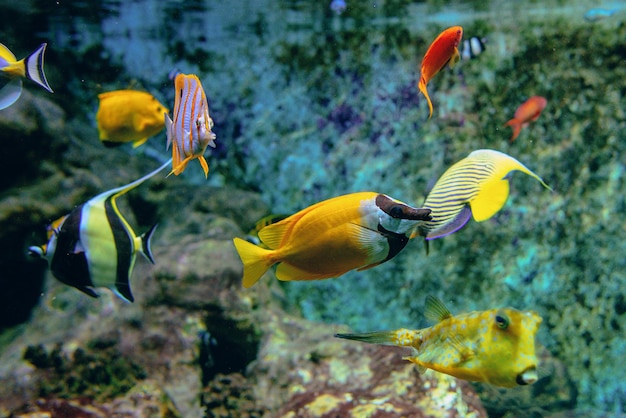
233, 192, 432, 288
0, 43, 53, 110
28, 159, 172, 302
96, 90, 168, 148
336, 295, 542, 388
416, 149, 551, 240
165, 72, 216, 178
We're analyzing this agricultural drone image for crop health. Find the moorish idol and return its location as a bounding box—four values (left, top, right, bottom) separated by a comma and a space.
29, 159, 172, 302
233, 192, 432, 288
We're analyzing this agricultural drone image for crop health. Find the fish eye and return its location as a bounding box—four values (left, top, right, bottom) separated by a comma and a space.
495, 311, 509, 329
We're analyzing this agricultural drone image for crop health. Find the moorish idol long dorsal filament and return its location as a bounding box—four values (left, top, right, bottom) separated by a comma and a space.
29, 159, 172, 302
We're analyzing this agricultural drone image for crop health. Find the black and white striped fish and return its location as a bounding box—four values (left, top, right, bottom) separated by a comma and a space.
0, 43, 53, 110
29, 159, 171, 302
414, 149, 551, 240
165, 72, 216, 178
461, 36, 486, 61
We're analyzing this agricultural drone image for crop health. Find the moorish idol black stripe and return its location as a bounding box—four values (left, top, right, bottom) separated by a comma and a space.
29, 159, 172, 302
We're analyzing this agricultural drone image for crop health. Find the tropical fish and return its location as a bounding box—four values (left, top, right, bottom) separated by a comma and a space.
584, 8, 618, 22
28, 159, 172, 302
461, 36, 486, 61
335, 295, 542, 388
504, 96, 547, 142
0, 43, 53, 110
165, 72, 216, 178
414, 149, 551, 240
96, 90, 169, 148
417, 26, 463, 119
233, 192, 432, 288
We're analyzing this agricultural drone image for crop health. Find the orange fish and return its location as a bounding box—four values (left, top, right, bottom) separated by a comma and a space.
504, 96, 547, 142
417, 26, 463, 119
165, 72, 216, 178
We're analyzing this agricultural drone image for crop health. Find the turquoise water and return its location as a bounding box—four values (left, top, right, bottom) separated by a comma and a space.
0, 0, 624, 416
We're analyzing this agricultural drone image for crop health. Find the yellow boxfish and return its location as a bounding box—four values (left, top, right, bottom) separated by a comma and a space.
96, 90, 169, 148
415, 149, 552, 240
336, 295, 542, 388
233, 192, 432, 288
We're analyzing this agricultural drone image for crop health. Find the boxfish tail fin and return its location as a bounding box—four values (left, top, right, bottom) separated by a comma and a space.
417, 77, 434, 120
335, 328, 418, 348
233, 237, 274, 288
140, 223, 158, 264
503, 117, 522, 142
24, 43, 53, 93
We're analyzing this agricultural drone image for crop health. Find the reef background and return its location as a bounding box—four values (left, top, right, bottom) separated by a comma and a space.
0, 0, 624, 417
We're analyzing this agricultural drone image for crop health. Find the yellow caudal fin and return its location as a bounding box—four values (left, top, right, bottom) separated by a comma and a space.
417, 77, 434, 119
232, 237, 274, 288
470, 178, 510, 222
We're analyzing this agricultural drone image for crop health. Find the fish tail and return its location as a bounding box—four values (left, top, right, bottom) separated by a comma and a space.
140, 223, 158, 264
335, 328, 418, 347
417, 77, 434, 119
504, 118, 521, 142
233, 237, 274, 288
24, 43, 53, 93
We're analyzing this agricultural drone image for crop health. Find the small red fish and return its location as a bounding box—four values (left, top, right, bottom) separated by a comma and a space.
504, 96, 547, 142
417, 26, 463, 119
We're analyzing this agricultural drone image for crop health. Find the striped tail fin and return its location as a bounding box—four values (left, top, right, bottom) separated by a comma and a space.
24, 43, 53, 93
335, 328, 421, 348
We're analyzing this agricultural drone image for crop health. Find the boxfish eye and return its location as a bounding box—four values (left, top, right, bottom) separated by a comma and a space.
495, 311, 509, 329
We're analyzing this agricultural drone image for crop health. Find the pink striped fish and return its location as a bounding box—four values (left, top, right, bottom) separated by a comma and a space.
165, 72, 216, 177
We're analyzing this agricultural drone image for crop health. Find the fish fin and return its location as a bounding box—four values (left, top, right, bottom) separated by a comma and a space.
232, 237, 274, 288
348, 222, 387, 261
0, 43, 17, 62
417, 77, 434, 119
469, 178, 509, 222
504, 118, 522, 141
140, 223, 158, 264
0, 77, 22, 110
132, 137, 149, 148
208, 132, 217, 148
113, 281, 134, 303
76, 286, 100, 299
424, 295, 452, 323
449, 47, 461, 68
403, 356, 429, 374
199, 156, 209, 178
334, 330, 399, 346
24, 43, 53, 93
275, 262, 329, 282
257, 218, 296, 250
424, 205, 472, 240
165, 113, 173, 150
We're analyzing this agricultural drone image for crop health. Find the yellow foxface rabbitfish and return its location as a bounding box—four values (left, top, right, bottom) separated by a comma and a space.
28, 159, 172, 302
336, 295, 542, 388
0, 43, 53, 110
415, 149, 551, 240
96, 90, 168, 148
233, 192, 432, 288
165, 73, 216, 178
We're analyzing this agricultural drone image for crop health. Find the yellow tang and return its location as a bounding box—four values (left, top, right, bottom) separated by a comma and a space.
96, 90, 168, 148
233, 192, 432, 288
336, 295, 542, 388
415, 149, 551, 240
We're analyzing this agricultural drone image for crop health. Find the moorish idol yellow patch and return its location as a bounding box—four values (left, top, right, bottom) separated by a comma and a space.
29, 159, 172, 302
